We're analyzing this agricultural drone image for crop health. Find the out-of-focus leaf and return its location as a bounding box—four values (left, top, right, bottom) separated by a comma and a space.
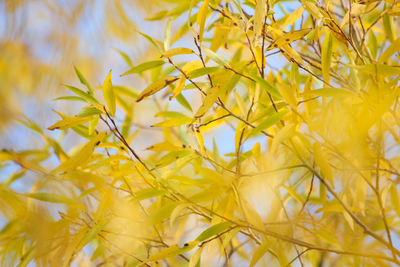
51, 132, 106, 173
250, 243, 269, 267
23, 193, 75, 204
74, 65, 94, 94
203, 47, 230, 67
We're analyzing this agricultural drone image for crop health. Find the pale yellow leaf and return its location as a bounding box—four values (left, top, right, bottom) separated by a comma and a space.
197, 0, 210, 41
161, 47, 195, 58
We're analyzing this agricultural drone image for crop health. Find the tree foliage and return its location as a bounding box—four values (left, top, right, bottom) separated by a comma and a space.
1, 0, 400, 266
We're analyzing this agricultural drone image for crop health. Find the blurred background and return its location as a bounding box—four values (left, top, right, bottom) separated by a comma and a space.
0, 0, 158, 145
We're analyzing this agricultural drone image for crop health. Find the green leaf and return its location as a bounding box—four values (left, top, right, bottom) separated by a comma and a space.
176, 93, 193, 112
203, 46, 230, 67
187, 67, 220, 79
54, 96, 87, 102
78, 107, 102, 117
196, 221, 232, 242
248, 73, 281, 98
113, 85, 139, 98
121, 60, 165, 76
134, 188, 166, 201
247, 109, 288, 139
138, 31, 163, 51
74, 65, 94, 94
63, 85, 99, 104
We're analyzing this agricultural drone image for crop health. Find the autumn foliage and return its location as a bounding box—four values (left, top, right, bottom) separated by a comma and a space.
1, 0, 400, 266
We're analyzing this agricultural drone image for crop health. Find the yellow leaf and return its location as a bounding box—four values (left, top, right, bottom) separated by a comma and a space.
234, 92, 247, 117
210, 25, 230, 52
48, 115, 95, 131
379, 37, 400, 63
195, 85, 222, 118
170, 77, 186, 100
250, 243, 269, 267
282, 44, 304, 64
282, 185, 304, 204
137, 76, 178, 102
146, 141, 186, 152
342, 196, 354, 231
152, 116, 193, 127
102, 71, 116, 116
197, 0, 210, 41
270, 125, 295, 154
189, 247, 203, 267
169, 203, 190, 228
161, 47, 195, 57
321, 32, 333, 83
194, 127, 206, 154
255, 45, 263, 68
266, 28, 312, 50
313, 143, 333, 185
23, 193, 76, 204
390, 184, 400, 217
254, 0, 266, 41
88, 117, 99, 136
51, 132, 106, 173
170, 61, 203, 99
235, 121, 245, 153
309, 87, 355, 97
278, 83, 297, 108
144, 242, 198, 263
279, 6, 304, 27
